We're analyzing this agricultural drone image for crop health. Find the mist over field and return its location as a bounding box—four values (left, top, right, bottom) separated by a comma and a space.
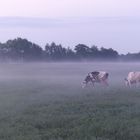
0, 62, 139, 88
0, 62, 140, 139
1, 62, 140, 86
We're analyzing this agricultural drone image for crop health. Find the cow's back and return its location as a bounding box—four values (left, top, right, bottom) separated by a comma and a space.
128, 72, 140, 82
98, 71, 108, 78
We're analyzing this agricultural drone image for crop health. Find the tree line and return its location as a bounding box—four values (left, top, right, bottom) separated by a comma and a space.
0, 38, 139, 62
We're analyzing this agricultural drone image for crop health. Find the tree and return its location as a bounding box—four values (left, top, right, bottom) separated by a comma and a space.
89, 45, 100, 59
65, 47, 76, 60
4, 38, 43, 61
45, 42, 68, 60
100, 47, 119, 60
74, 44, 90, 59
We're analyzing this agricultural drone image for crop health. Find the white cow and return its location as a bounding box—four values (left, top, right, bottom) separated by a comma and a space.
82, 71, 109, 88
125, 72, 140, 87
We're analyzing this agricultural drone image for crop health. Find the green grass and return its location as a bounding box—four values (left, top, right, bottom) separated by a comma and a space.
0, 63, 140, 140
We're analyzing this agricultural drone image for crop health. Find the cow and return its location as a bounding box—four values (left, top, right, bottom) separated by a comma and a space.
125, 72, 140, 87
82, 71, 109, 88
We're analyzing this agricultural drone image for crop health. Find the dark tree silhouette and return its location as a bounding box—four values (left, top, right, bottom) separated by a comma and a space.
100, 47, 119, 60
45, 42, 67, 60
0, 37, 139, 62
74, 44, 90, 59
89, 45, 100, 59
3, 38, 43, 61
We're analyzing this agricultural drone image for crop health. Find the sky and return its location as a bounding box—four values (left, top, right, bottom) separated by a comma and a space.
0, 0, 140, 54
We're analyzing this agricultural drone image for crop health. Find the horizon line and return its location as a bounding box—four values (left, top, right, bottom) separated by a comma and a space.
0, 37, 139, 55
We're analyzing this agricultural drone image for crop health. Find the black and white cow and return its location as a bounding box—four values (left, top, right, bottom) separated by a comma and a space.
125, 72, 140, 87
82, 71, 109, 88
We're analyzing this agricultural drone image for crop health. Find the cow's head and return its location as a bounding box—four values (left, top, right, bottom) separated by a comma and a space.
82, 75, 94, 88
124, 78, 129, 86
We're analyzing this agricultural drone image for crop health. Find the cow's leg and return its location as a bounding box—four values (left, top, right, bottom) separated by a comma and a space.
102, 80, 109, 86
91, 80, 95, 87
128, 81, 131, 87
135, 83, 137, 88
135, 81, 139, 88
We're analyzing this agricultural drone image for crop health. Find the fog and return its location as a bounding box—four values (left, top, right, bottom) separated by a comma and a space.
0, 62, 140, 139
0, 62, 140, 89
1, 62, 140, 114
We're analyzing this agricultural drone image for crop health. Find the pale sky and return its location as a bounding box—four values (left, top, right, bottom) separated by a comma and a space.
0, 0, 140, 17
0, 0, 140, 54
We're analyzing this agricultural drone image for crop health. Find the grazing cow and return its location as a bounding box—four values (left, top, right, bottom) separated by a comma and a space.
82, 71, 109, 88
125, 72, 140, 87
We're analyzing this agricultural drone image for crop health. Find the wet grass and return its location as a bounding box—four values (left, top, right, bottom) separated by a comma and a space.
0, 63, 140, 140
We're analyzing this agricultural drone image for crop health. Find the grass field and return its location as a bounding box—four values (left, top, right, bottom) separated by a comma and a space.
0, 62, 140, 140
